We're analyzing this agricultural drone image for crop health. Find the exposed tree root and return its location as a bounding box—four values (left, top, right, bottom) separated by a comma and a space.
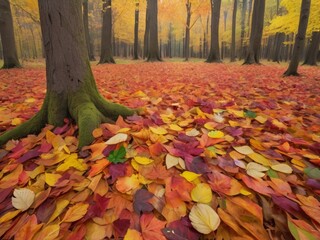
0, 93, 135, 149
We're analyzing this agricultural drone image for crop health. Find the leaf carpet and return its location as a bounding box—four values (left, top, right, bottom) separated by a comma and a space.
0, 62, 320, 239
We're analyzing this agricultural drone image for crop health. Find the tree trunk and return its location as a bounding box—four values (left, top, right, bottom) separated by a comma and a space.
0, 0, 21, 68
230, 0, 237, 62
284, 0, 311, 76
0, 0, 134, 148
133, 1, 140, 60
243, 0, 265, 64
185, 0, 191, 61
303, 31, 320, 66
272, 32, 285, 63
239, 0, 247, 60
83, 0, 95, 61
146, 0, 161, 62
99, 0, 115, 64
143, 0, 150, 59
206, 0, 222, 63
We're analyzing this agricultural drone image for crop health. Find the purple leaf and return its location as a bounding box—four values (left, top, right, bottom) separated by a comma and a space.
36, 198, 56, 223
109, 163, 127, 184
162, 217, 200, 240
306, 179, 320, 190
185, 156, 209, 174
133, 189, 154, 214
18, 147, 41, 163
113, 218, 130, 237
271, 195, 304, 219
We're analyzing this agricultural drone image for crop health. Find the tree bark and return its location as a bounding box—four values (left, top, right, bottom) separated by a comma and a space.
0, 0, 21, 68
206, 0, 222, 63
243, 0, 265, 64
146, 0, 161, 62
185, 0, 191, 61
0, 0, 134, 148
303, 31, 320, 66
83, 0, 95, 61
239, 0, 247, 60
284, 0, 311, 76
230, 0, 237, 62
272, 32, 285, 63
99, 0, 115, 64
133, 1, 140, 60
143, 0, 150, 59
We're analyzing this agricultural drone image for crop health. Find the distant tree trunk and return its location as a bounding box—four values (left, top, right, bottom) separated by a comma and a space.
83, 0, 95, 61
230, 0, 237, 62
133, 1, 140, 60
239, 0, 247, 60
0, 0, 21, 68
99, 0, 115, 64
303, 31, 320, 66
272, 32, 285, 63
206, 0, 222, 63
243, 0, 265, 64
185, 0, 191, 61
284, 0, 311, 76
146, 0, 161, 62
143, 0, 150, 59
168, 23, 173, 58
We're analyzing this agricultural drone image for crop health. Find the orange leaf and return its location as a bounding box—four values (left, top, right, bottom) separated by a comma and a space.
140, 213, 166, 240
61, 202, 89, 223
15, 214, 43, 240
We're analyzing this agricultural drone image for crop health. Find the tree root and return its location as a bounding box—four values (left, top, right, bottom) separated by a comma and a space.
0, 93, 136, 149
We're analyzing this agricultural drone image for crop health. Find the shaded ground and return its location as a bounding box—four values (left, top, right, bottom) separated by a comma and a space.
0, 61, 320, 239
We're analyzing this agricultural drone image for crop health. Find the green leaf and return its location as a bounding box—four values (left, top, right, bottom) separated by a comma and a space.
244, 109, 257, 118
108, 146, 127, 164
304, 167, 320, 179
267, 169, 279, 178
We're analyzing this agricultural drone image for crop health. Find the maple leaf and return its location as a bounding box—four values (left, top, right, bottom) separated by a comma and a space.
108, 145, 127, 163
140, 213, 167, 240
133, 189, 154, 214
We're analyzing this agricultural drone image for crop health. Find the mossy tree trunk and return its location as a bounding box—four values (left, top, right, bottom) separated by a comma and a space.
0, 0, 134, 148
243, 0, 265, 64
0, 0, 21, 69
284, 0, 311, 76
206, 0, 222, 63
99, 0, 115, 64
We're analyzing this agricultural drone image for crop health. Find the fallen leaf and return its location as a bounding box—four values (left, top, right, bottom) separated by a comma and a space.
12, 188, 35, 211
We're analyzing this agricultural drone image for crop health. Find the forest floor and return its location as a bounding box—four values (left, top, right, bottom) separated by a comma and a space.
0, 61, 320, 240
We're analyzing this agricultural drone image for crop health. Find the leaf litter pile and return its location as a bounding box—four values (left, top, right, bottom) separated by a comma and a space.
0, 62, 320, 240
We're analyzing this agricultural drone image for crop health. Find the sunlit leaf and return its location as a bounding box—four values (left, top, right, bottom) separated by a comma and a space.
12, 188, 35, 211
61, 202, 89, 223
191, 183, 212, 203
105, 133, 128, 145
271, 163, 293, 174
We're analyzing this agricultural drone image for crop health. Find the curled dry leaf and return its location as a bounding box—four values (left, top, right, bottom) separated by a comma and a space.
189, 203, 220, 234
12, 188, 35, 211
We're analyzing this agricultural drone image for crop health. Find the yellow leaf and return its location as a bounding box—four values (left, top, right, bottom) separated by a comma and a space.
208, 130, 224, 138
191, 183, 212, 203
227, 109, 244, 118
45, 173, 62, 186
246, 169, 265, 178
271, 164, 293, 174
204, 122, 217, 130
255, 115, 267, 124
233, 145, 254, 155
240, 188, 252, 196
11, 118, 23, 126
149, 126, 168, 135
25, 97, 36, 103
61, 202, 89, 223
56, 154, 87, 172
271, 119, 287, 129
189, 203, 220, 234
248, 152, 271, 166
169, 124, 183, 131
0, 210, 21, 223
105, 133, 128, 145
229, 150, 245, 160
12, 188, 35, 211
180, 171, 201, 182
134, 156, 154, 165
116, 174, 140, 194
33, 224, 60, 240
47, 199, 69, 224
124, 229, 143, 240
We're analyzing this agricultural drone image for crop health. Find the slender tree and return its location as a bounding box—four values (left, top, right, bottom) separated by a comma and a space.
146, 0, 161, 61
284, 0, 311, 76
0, 0, 21, 68
230, 0, 237, 62
243, 0, 265, 64
99, 0, 115, 64
185, 0, 192, 61
143, 0, 150, 59
83, 0, 95, 61
0, 0, 135, 148
303, 31, 320, 66
239, 0, 247, 60
206, 0, 222, 63
133, 0, 140, 60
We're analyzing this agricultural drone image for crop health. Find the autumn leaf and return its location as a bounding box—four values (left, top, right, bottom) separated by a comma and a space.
12, 188, 35, 211
140, 213, 167, 240
61, 202, 89, 223
105, 133, 128, 145
191, 183, 212, 203
108, 145, 127, 163
189, 203, 220, 234
124, 229, 143, 240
